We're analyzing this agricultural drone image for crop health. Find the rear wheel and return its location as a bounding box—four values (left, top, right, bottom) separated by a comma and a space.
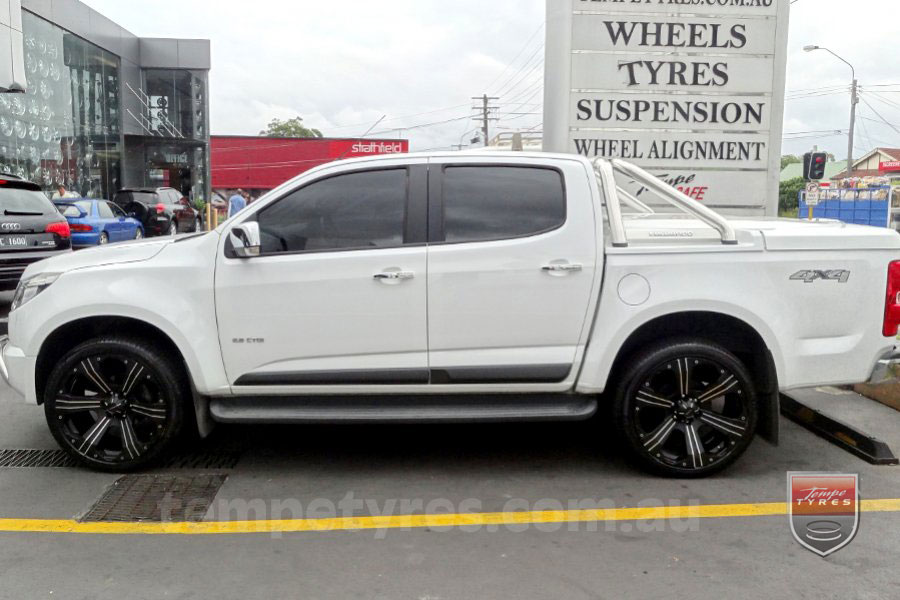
99, 232, 108, 245
44, 337, 187, 472
613, 338, 757, 478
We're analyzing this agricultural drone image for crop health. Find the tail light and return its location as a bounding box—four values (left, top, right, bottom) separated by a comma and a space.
156, 203, 166, 214
69, 224, 93, 232
883, 261, 900, 336
45, 221, 71, 239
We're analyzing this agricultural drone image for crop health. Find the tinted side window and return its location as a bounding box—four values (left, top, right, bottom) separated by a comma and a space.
258, 169, 408, 254
97, 202, 115, 218
108, 203, 126, 217
441, 166, 565, 243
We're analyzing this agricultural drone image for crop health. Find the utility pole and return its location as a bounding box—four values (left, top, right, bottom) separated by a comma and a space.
803, 46, 857, 179
472, 95, 499, 147
848, 78, 858, 179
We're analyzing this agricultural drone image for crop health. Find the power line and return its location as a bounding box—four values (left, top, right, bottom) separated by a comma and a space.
859, 95, 900, 138
483, 23, 545, 93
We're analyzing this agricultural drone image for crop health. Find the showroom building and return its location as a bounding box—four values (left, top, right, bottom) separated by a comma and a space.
0, 0, 210, 202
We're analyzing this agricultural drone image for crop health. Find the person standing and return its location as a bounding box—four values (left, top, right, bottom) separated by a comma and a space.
228, 188, 246, 218
52, 185, 78, 199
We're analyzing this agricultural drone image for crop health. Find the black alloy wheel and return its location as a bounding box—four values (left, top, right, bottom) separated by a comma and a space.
614, 339, 757, 477
44, 337, 186, 471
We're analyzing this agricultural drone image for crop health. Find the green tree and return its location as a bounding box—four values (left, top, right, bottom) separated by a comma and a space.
259, 116, 323, 138
779, 177, 806, 216
781, 154, 802, 170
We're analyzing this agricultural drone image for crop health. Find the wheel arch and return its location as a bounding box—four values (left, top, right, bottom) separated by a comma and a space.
35, 316, 187, 405
602, 310, 781, 443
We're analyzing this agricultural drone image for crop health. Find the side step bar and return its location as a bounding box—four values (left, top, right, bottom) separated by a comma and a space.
209, 395, 598, 425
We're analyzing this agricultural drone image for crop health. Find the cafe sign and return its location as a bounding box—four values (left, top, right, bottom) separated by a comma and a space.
543, 0, 791, 215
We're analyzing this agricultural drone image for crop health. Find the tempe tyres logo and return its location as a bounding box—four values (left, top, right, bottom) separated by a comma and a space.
788, 473, 859, 557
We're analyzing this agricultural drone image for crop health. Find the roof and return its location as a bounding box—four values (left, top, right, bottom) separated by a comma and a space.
780, 160, 847, 182
833, 148, 900, 179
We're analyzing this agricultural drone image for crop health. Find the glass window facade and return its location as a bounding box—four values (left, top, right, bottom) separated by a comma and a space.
0, 11, 210, 205
1, 12, 122, 199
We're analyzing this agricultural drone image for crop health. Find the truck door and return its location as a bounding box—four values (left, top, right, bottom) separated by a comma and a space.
426, 157, 599, 386
215, 160, 430, 390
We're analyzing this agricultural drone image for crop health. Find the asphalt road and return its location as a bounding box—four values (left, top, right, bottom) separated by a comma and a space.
1, 375, 899, 599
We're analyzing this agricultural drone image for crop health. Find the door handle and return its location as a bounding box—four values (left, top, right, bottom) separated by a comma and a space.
542, 263, 583, 273
374, 271, 415, 281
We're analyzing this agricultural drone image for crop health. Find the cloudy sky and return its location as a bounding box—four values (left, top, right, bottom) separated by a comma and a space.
81, 0, 900, 161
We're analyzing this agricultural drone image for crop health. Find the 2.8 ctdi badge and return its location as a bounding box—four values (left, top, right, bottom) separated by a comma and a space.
788, 473, 859, 557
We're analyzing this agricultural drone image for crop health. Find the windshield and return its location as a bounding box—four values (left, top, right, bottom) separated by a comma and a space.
0, 186, 57, 216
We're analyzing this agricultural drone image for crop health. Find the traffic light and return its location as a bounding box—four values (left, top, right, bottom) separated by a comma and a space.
803, 152, 828, 181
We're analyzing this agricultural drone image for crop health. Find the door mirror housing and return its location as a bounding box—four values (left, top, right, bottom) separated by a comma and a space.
229, 222, 261, 258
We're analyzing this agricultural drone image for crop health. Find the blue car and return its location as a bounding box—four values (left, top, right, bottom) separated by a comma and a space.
54, 199, 144, 248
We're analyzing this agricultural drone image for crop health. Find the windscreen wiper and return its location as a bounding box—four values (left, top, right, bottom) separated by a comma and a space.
3, 209, 44, 216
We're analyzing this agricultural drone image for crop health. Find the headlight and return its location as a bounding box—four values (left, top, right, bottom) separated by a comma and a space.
11, 272, 61, 311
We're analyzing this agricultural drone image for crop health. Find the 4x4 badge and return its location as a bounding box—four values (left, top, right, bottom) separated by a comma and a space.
790, 269, 850, 284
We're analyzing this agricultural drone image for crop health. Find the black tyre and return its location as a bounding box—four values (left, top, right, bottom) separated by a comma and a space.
134, 228, 143, 240
44, 337, 187, 472
168, 221, 177, 236
613, 338, 758, 478
99, 232, 108, 245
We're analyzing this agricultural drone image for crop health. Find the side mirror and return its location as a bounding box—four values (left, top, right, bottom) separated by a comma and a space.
229, 221, 261, 258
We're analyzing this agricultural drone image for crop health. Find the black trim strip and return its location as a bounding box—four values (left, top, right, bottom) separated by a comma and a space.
235, 369, 430, 386
431, 364, 572, 385
234, 364, 573, 387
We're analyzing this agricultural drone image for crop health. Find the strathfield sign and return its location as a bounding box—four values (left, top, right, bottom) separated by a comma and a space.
543, 0, 791, 215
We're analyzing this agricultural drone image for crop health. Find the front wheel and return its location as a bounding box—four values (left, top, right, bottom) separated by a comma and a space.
613, 338, 758, 478
134, 227, 143, 240
168, 221, 177, 236
43, 337, 187, 472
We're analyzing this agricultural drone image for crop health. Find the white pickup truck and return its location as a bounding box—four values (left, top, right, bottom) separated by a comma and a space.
2, 152, 899, 477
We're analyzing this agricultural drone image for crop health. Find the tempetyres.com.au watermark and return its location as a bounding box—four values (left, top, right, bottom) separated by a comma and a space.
158, 493, 703, 539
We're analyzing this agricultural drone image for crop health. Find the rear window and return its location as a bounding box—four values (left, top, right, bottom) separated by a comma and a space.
441, 166, 566, 243
115, 191, 158, 206
0, 185, 57, 216
55, 200, 92, 217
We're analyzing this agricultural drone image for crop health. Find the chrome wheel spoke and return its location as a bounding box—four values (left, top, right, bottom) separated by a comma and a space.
697, 373, 737, 403
699, 410, 747, 438
77, 416, 112, 454
636, 389, 675, 409
131, 402, 167, 421
675, 358, 692, 398
681, 422, 708, 469
56, 394, 104, 413
119, 416, 143, 460
643, 417, 677, 452
79, 359, 113, 394
122, 362, 145, 396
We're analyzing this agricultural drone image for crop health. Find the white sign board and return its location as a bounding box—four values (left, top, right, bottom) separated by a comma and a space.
543, 0, 791, 215
806, 183, 821, 206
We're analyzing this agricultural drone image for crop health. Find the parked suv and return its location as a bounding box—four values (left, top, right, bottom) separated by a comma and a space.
0, 175, 71, 291
112, 187, 198, 237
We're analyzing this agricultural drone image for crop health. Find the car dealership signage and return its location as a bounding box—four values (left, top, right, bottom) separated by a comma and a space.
543, 0, 791, 215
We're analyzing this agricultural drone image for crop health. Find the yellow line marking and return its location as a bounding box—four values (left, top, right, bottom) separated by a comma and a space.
1, 499, 898, 536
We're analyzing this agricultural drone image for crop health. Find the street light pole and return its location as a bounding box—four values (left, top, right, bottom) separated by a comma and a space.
803, 45, 858, 179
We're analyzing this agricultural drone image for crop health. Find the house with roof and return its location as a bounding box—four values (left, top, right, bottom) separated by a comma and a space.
833, 148, 900, 181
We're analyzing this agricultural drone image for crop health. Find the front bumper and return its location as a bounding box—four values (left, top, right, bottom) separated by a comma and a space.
867, 348, 900, 385
0, 335, 36, 403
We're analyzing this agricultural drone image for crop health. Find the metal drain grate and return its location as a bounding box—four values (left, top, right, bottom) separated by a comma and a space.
80, 474, 227, 522
0, 449, 76, 468
0, 448, 242, 469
